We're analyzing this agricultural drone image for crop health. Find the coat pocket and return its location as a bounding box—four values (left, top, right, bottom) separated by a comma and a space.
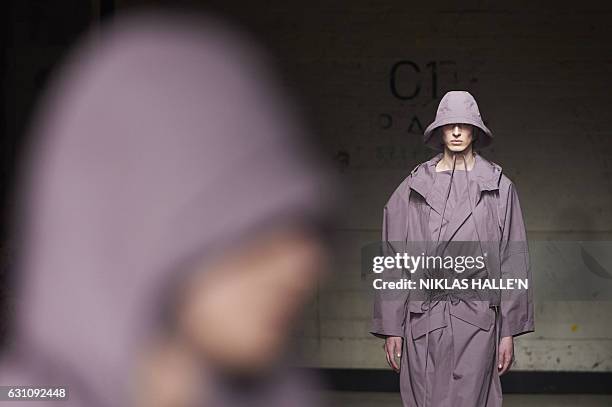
448, 303, 494, 331
410, 310, 448, 339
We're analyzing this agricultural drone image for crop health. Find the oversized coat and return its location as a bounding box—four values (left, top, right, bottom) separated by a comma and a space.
371, 152, 534, 407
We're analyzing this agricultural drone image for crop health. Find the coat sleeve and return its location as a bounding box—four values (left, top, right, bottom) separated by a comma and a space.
499, 181, 535, 338
370, 178, 412, 338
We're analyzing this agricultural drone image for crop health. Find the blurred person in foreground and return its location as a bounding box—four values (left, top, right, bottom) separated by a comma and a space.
0, 10, 337, 407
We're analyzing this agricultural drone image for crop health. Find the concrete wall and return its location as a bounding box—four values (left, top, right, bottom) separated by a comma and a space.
8, 0, 612, 371
163, 1, 612, 372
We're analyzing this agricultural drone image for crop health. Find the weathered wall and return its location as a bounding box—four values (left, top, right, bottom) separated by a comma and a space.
167, 1, 612, 372
5, 0, 612, 371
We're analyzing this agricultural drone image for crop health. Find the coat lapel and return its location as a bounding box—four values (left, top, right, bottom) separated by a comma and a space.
441, 153, 502, 242
439, 176, 481, 242
409, 153, 445, 217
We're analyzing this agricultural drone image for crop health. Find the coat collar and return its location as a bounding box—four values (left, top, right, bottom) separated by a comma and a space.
409, 152, 502, 201
409, 152, 502, 243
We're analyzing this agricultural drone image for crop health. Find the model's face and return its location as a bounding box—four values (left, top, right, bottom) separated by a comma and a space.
440, 123, 474, 152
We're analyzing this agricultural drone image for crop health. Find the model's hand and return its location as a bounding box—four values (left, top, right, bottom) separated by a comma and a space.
498, 336, 514, 375
383, 336, 403, 372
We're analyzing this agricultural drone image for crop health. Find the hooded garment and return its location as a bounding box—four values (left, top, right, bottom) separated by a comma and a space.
371, 150, 534, 407
0, 11, 336, 407
423, 91, 493, 151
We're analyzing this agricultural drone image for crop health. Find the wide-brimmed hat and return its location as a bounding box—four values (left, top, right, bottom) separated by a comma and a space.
423, 90, 493, 151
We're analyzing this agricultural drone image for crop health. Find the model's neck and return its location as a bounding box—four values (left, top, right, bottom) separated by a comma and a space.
438, 146, 476, 171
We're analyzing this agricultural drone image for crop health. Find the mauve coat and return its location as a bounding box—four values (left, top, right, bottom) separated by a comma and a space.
371, 152, 534, 407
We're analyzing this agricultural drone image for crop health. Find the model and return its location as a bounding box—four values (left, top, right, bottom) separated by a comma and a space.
371, 90, 534, 407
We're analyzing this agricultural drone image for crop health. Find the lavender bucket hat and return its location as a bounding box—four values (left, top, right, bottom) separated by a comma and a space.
423, 90, 493, 151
